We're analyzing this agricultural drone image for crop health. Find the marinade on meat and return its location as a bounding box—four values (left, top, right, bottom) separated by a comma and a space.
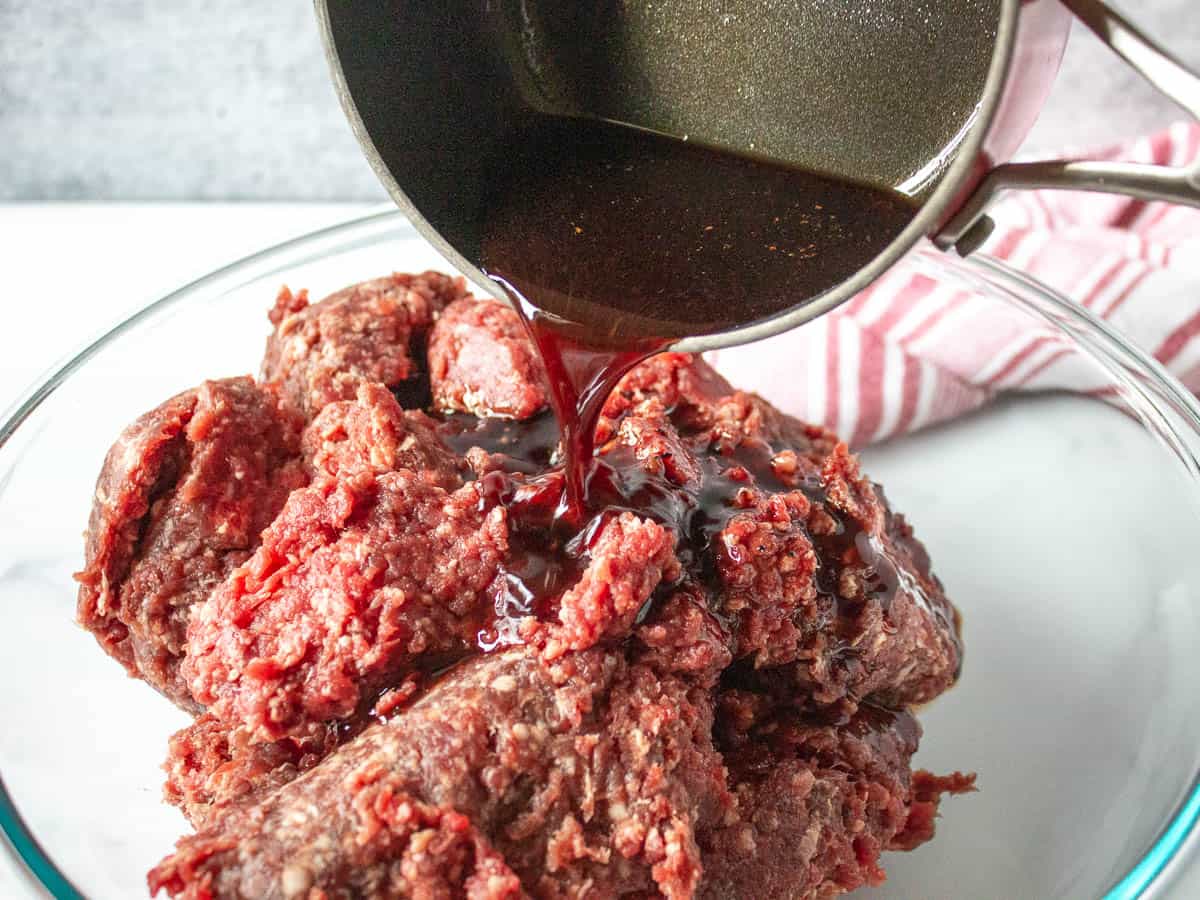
517, 353, 962, 716
75, 273, 970, 899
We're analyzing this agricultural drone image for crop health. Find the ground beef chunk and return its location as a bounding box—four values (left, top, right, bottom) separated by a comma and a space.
183, 471, 510, 743
613, 404, 705, 488
151, 650, 732, 900
701, 697, 973, 899
153, 789, 520, 900
75, 377, 305, 709
532, 511, 681, 660
596, 354, 961, 715
598, 354, 962, 716
631, 588, 733, 688
713, 489, 821, 667
262, 272, 470, 419
76, 288, 969, 900
711, 444, 961, 713
152, 652, 968, 900
429, 297, 548, 419
596, 352, 733, 443
302, 381, 461, 488
164, 675, 435, 830
890, 769, 978, 851
708, 390, 839, 465
163, 713, 339, 828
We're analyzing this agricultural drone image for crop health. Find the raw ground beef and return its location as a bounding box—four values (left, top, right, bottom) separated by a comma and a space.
75, 377, 306, 709
428, 297, 549, 419
702, 694, 974, 898
262, 272, 470, 418
76, 274, 971, 899
154, 650, 719, 899
183, 470, 510, 743
162, 712, 338, 828
152, 651, 970, 900
532, 510, 682, 660
301, 380, 463, 487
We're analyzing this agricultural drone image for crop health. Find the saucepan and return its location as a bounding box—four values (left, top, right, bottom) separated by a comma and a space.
315, 0, 1200, 352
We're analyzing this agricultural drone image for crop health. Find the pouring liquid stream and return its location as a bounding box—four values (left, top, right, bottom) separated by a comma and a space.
479, 115, 917, 523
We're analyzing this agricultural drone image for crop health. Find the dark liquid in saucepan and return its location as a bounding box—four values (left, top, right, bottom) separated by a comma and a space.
478, 116, 916, 520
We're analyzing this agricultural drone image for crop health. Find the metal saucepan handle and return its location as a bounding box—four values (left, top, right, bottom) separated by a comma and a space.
938, 0, 1200, 255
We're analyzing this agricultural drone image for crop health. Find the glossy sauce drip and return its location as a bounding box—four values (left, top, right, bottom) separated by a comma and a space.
478, 115, 916, 520
521, 318, 668, 519
435, 401, 941, 655
437, 410, 560, 473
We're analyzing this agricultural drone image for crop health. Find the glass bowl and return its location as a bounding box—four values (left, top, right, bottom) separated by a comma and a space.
2, 210, 1199, 900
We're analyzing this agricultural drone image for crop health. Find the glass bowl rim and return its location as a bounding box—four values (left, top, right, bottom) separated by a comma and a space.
2, 207, 1199, 900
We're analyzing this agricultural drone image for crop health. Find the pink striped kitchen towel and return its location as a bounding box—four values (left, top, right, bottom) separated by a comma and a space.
709, 121, 1200, 446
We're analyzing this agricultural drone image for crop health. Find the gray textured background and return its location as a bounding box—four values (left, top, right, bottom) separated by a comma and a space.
1, 1, 1197, 201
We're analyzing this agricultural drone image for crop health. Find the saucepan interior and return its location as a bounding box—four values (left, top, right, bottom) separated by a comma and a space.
317, 1, 1030, 348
